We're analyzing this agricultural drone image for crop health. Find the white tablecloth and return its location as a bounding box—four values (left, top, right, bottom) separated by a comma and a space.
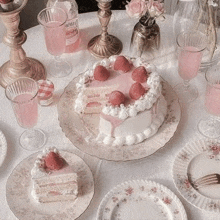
0, 10, 219, 220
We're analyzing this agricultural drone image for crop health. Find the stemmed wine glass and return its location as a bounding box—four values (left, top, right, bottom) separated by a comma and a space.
5, 77, 46, 151
198, 64, 220, 138
174, 30, 207, 103
37, 7, 72, 78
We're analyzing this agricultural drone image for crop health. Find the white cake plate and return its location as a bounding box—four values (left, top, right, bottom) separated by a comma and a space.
97, 180, 187, 220
58, 74, 181, 161
6, 151, 94, 220
173, 139, 220, 212
0, 129, 7, 167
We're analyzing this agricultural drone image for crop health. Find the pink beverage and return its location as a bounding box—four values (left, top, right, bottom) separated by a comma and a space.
178, 46, 202, 80
205, 84, 220, 116
66, 36, 80, 53
13, 94, 38, 129
44, 21, 66, 56
46, 0, 80, 53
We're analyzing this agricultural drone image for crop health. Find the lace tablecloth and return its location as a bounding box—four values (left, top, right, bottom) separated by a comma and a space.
0, 10, 219, 220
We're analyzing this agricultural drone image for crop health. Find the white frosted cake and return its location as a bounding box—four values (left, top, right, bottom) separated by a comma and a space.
31, 147, 78, 203
74, 55, 167, 146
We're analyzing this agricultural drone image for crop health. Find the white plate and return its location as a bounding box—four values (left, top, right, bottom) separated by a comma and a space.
6, 151, 94, 220
173, 139, 220, 212
58, 75, 181, 161
97, 180, 187, 220
0, 130, 7, 167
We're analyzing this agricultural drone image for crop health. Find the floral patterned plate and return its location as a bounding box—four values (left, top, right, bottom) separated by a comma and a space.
97, 180, 187, 220
0, 130, 7, 167
173, 139, 220, 212
58, 74, 181, 161
6, 151, 94, 220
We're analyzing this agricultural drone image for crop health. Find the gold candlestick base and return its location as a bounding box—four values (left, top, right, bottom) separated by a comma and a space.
88, 34, 122, 59
0, 58, 45, 88
87, 0, 122, 58
0, 0, 46, 88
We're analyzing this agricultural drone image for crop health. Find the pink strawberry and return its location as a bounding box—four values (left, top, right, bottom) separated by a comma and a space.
114, 56, 132, 73
0, 0, 12, 4
132, 66, 149, 83
129, 82, 146, 100
109, 91, 125, 106
44, 152, 64, 170
94, 65, 110, 81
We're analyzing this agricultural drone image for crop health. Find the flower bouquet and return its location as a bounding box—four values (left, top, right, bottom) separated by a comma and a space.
126, 0, 164, 20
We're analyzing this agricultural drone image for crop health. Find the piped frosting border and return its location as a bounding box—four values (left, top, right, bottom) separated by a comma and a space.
74, 56, 162, 120
95, 96, 167, 146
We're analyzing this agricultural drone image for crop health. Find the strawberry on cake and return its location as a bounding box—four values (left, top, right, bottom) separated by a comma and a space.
75, 55, 167, 146
31, 147, 78, 203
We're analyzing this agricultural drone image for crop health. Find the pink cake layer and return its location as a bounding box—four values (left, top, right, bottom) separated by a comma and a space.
86, 66, 150, 106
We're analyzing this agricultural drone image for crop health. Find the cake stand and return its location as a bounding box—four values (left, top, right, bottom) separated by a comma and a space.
57, 74, 181, 161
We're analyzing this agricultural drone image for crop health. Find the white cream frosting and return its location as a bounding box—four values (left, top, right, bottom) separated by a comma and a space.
74, 56, 162, 119
74, 55, 167, 147
96, 95, 167, 146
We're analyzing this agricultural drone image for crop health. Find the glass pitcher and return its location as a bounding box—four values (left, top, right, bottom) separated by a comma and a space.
173, 0, 220, 68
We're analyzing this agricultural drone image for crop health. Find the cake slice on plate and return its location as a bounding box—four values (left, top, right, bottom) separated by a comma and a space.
31, 147, 78, 203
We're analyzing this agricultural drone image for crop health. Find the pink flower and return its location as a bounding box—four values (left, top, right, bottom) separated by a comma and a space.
125, 187, 134, 195
210, 145, 220, 155
163, 196, 172, 204
146, 0, 164, 18
126, 0, 147, 18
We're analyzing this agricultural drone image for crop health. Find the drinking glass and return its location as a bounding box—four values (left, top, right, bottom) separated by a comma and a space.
37, 7, 72, 78
174, 30, 207, 103
5, 77, 46, 151
198, 64, 220, 138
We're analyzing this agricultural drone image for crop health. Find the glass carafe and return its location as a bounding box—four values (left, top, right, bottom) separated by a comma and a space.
173, 0, 220, 68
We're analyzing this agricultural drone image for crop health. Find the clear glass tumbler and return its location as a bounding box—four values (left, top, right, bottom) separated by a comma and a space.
38, 7, 72, 78
198, 64, 220, 138
5, 77, 46, 150
174, 30, 207, 103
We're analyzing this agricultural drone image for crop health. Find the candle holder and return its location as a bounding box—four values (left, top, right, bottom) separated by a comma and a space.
0, 0, 46, 88
87, 0, 123, 58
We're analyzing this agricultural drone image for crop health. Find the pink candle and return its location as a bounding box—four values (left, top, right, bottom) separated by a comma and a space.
205, 84, 220, 116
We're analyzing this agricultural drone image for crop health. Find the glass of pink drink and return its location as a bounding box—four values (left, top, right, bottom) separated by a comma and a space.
175, 30, 207, 103
5, 77, 46, 151
38, 7, 72, 78
198, 65, 220, 138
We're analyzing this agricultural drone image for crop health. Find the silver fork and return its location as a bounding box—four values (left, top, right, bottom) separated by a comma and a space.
192, 173, 220, 190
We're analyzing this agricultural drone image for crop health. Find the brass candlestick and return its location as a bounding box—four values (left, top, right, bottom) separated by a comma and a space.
0, 0, 46, 88
88, 0, 123, 58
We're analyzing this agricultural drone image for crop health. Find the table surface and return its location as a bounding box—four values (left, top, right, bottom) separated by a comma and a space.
0, 10, 219, 220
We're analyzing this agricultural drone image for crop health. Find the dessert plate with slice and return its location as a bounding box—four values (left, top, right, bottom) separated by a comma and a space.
0, 129, 7, 167
173, 139, 220, 212
58, 73, 181, 161
6, 150, 94, 220
97, 180, 187, 220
